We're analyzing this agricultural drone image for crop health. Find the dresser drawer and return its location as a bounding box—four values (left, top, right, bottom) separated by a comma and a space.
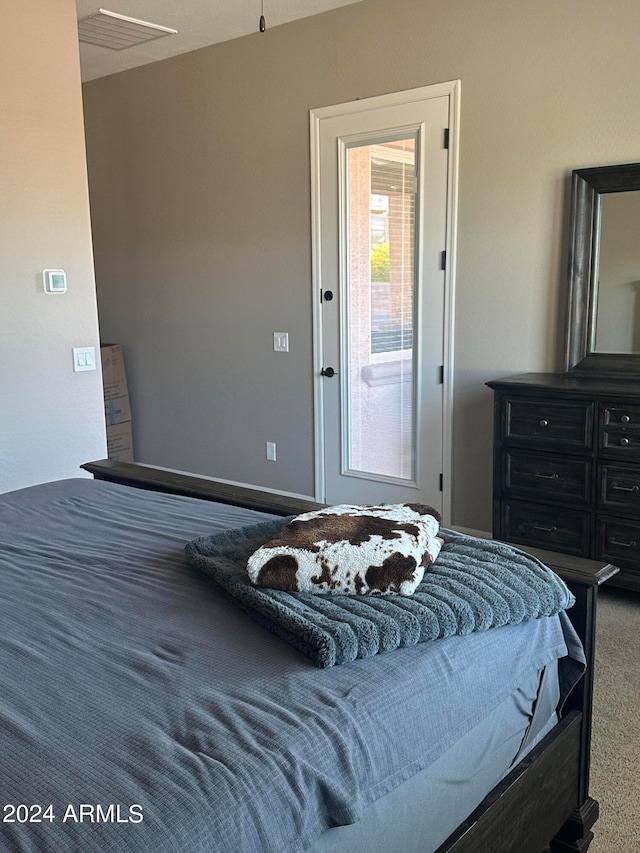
598, 463, 640, 514
600, 427, 640, 456
501, 500, 589, 556
595, 516, 640, 573
600, 402, 640, 458
602, 403, 640, 429
503, 398, 593, 450
504, 450, 590, 505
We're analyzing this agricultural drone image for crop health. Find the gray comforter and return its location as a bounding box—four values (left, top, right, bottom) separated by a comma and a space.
0, 479, 583, 853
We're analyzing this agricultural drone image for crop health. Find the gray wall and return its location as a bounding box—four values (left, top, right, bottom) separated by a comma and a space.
83, 0, 640, 530
1, 0, 106, 493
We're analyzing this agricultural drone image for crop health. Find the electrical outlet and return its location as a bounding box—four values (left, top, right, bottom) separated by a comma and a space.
266, 441, 277, 461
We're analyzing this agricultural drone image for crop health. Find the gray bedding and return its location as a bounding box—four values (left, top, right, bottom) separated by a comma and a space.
0, 479, 584, 853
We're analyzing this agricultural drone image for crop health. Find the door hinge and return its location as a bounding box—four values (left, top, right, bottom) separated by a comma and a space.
438, 365, 444, 384
441, 250, 446, 271
443, 128, 450, 149
439, 473, 443, 492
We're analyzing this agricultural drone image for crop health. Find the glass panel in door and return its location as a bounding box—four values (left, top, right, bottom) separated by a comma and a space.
344, 136, 417, 483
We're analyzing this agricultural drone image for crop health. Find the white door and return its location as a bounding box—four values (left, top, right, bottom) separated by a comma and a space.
311, 83, 459, 520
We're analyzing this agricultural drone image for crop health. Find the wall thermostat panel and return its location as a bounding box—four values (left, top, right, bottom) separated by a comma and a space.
43, 269, 67, 294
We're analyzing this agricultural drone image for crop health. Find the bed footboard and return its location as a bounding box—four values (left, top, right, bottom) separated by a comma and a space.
81, 459, 322, 516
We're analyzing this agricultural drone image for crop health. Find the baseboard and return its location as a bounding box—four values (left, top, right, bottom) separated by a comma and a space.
133, 462, 317, 504
451, 525, 492, 539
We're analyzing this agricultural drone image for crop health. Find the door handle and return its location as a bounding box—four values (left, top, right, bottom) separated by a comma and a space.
321, 367, 337, 377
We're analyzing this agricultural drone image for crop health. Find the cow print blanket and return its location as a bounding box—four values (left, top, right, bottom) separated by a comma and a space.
246, 503, 443, 596
185, 522, 575, 668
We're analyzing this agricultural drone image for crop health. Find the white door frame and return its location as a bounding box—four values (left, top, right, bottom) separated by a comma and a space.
310, 80, 460, 525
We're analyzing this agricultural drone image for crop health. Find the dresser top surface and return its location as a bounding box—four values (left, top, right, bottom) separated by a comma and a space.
486, 372, 640, 397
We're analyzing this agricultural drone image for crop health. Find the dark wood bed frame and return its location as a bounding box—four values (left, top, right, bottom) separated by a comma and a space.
82, 459, 618, 853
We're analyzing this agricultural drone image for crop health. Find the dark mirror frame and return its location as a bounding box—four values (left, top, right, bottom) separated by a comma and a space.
565, 161, 640, 377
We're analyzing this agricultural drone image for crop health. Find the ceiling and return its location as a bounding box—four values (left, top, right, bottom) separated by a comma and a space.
77, 0, 363, 82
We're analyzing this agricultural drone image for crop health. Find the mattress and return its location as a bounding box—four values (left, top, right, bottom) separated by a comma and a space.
311, 660, 560, 853
0, 478, 583, 853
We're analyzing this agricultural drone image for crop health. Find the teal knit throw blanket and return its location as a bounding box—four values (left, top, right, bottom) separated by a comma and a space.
185, 520, 575, 668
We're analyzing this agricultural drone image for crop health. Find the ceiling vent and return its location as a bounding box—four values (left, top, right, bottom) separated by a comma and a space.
78, 8, 178, 50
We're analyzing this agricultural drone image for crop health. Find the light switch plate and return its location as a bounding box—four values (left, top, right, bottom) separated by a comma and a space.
73, 346, 96, 372
273, 332, 289, 352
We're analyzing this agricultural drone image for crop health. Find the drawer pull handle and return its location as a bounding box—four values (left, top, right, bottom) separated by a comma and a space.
611, 482, 640, 492
538, 419, 549, 428
620, 437, 630, 446
610, 537, 637, 549
534, 472, 559, 480
621, 415, 631, 424
532, 524, 557, 533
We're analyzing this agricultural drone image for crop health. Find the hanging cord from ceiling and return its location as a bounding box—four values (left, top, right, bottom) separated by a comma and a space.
259, 0, 266, 32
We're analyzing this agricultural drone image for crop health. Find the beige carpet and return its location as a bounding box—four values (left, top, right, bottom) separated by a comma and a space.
588, 585, 640, 852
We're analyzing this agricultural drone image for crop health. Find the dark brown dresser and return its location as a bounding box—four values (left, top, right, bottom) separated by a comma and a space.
487, 372, 640, 591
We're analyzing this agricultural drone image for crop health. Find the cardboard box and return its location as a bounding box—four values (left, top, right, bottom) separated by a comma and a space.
106, 420, 134, 463
101, 344, 131, 425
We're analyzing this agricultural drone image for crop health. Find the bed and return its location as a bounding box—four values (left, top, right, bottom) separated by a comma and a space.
0, 461, 616, 853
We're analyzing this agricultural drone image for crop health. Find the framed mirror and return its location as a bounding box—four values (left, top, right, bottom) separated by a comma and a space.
565, 161, 640, 376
